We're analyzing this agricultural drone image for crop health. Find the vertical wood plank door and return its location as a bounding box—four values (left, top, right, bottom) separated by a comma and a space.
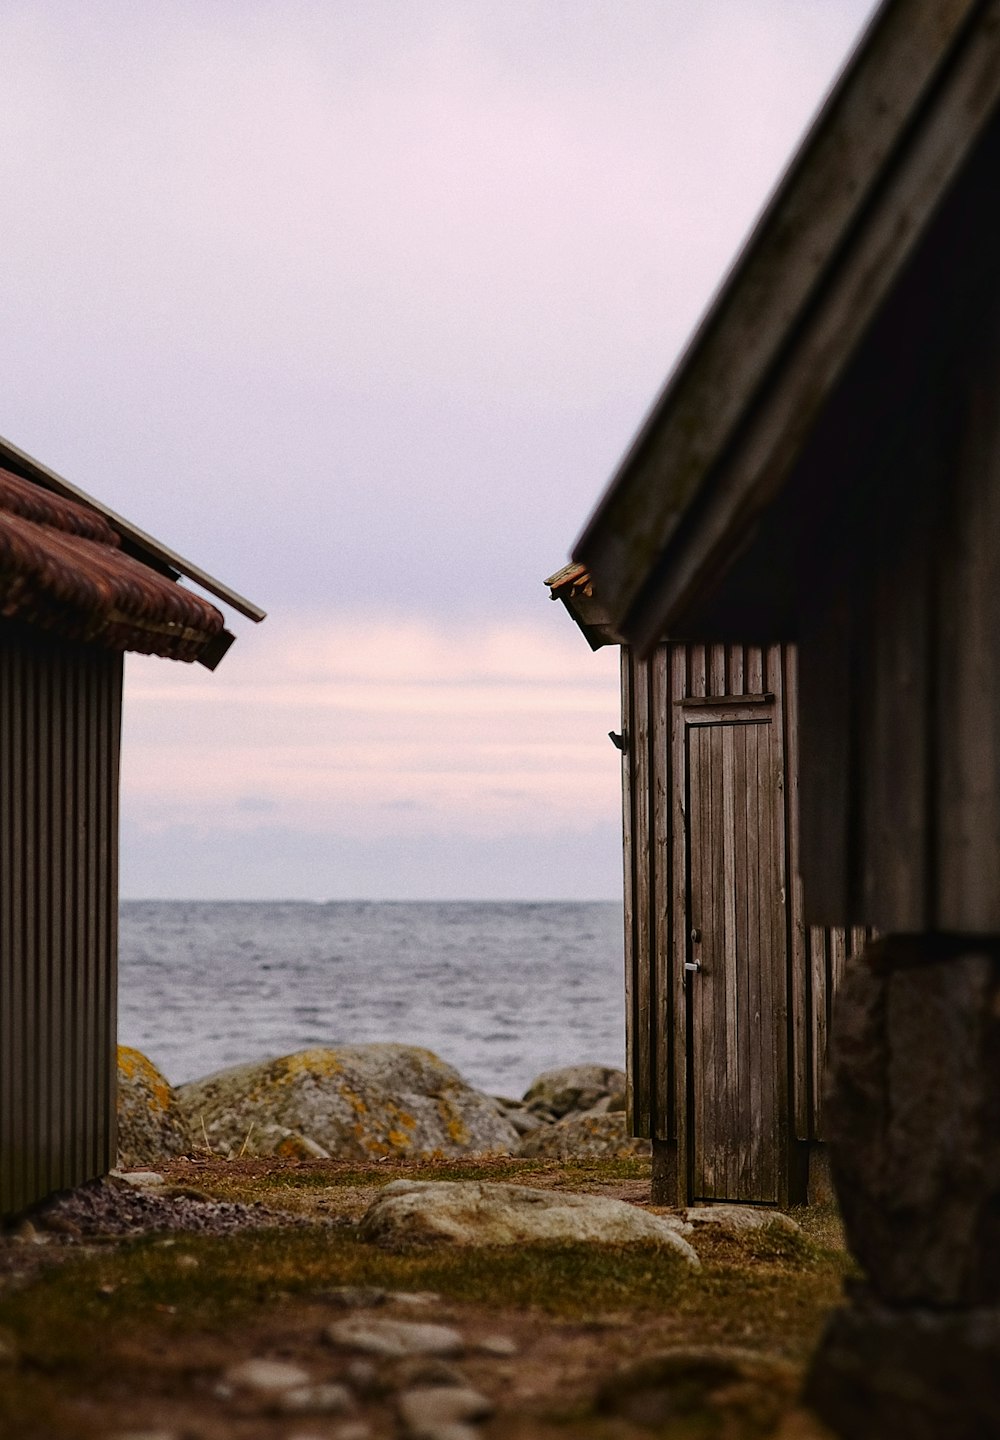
686, 710, 785, 1203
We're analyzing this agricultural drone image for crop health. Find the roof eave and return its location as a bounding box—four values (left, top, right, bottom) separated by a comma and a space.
0, 434, 267, 625
573, 0, 999, 649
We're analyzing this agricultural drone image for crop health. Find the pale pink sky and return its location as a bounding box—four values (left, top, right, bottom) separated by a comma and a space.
0, 0, 879, 896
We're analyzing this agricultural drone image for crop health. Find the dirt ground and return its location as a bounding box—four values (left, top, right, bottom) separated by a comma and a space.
0, 1156, 847, 1440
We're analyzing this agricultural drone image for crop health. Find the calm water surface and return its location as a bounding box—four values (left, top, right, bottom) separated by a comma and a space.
119, 901, 625, 1097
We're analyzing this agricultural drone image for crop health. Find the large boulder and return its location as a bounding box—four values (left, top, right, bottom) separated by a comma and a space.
175, 1045, 519, 1160
359, 1179, 699, 1262
517, 1111, 649, 1160
522, 1064, 626, 1118
116, 1046, 191, 1166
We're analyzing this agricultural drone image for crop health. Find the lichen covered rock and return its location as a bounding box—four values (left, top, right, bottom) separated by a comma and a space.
359, 1179, 698, 1261
116, 1046, 191, 1166
517, 1111, 649, 1160
175, 1045, 519, 1160
522, 1064, 626, 1118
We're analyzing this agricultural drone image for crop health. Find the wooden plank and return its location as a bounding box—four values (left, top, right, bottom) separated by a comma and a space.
722, 724, 739, 1197
689, 644, 707, 699
784, 647, 811, 1140
577, 1, 1000, 644
670, 646, 689, 1176
811, 928, 830, 1140
620, 650, 635, 1133
709, 644, 727, 698
798, 587, 853, 924
632, 657, 652, 1137
768, 648, 790, 1203
651, 646, 671, 1140
935, 309, 1000, 930
733, 721, 752, 1195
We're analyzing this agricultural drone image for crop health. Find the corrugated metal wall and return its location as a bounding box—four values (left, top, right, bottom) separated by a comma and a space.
0, 620, 122, 1216
621, 641, 865, 1198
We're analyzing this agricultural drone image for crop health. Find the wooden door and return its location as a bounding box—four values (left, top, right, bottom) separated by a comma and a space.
684, 702, 787, 1203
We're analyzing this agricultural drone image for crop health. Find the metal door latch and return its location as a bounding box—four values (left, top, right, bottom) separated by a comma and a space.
685, 960, 701, 974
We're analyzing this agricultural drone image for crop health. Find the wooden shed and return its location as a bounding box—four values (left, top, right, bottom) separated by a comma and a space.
0, 436, 263, 1217
568, 0, 1000, 1431
546, 563, 864, 1207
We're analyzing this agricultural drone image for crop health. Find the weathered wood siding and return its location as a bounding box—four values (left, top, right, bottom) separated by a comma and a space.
622, 641, 864, 1201
797, 243, 1000, 935
0, 621, 122, 1216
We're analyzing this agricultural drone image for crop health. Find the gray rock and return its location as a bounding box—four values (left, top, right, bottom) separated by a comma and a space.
825, 942, 1000, 1306
398, 1386, 494, 1437
474, 1335, 518, 1357
595, 1346, 797, 1430
507, 1109, 545, 1137
176, 1045, 518, 1160
517, 1112, 650, 1160
359, 1180, 698, 1262
255, 1124, 332, 1161
224, 1357, 312, 1392
683, 1205, 800, 1233
116, 1047, 191, 1167
325, 1317, 465, 1359
109, 1169, 167, 1189
522, 1064, 626, 1118
275, 1382, 355, 1415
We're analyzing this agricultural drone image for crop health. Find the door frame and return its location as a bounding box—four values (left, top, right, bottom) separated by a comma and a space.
674, 691, 791, 1206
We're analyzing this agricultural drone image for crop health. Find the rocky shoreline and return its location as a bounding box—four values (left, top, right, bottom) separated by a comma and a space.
117, 1045, 649, 1170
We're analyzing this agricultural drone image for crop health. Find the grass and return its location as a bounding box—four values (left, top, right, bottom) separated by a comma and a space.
0, 1161, 852, 1439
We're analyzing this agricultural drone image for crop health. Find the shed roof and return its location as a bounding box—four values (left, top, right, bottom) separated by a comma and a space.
0, 465, 232, 667
572, 0, 1000, 650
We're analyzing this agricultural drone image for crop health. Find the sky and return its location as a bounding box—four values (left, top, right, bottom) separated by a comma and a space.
0, 0, 878, 899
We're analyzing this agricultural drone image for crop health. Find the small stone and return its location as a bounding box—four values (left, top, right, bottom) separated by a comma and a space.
321, 1286, 388, 1308
325, 1317, 464, 1359
390, 1291, 441, 1307
174, 1254, 200, 1270
109, 1169, 167, 1189
393, 1358, 468, 1389
475, 1335, 518, 1357
398, 1386, 494, 1436
684, 1205, 801, 1233
275, 1382, 354, 1415
224, 1357, 312, 1392
211, 1382, 235, 1400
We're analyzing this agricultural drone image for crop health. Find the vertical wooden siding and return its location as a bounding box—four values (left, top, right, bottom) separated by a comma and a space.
622, 640, 863, 1167
0, 622, 122, 1216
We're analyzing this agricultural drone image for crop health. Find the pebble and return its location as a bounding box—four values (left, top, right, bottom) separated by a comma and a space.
398, 1385, 494, 1435
475, 1335, 518, 1357
109, 1170, 166, 1189
391, 1290, 441, 1307
174, 1254, 199, 1271
326, 1317, 464, 1359
274, 1382, 354, 1415
224, 1357, 312, 1392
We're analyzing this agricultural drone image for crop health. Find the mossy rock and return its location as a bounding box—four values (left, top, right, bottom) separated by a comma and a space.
518, 1111, 649, 1160
522, 1064, 626, 1117
116, 1046, 192, 1166
175, 1044, 519, 1160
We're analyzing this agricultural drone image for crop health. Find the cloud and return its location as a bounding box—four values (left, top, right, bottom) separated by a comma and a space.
120, 609, 622, 881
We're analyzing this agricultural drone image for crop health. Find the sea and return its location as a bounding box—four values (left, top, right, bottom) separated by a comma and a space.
118, 900, 625, 1099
